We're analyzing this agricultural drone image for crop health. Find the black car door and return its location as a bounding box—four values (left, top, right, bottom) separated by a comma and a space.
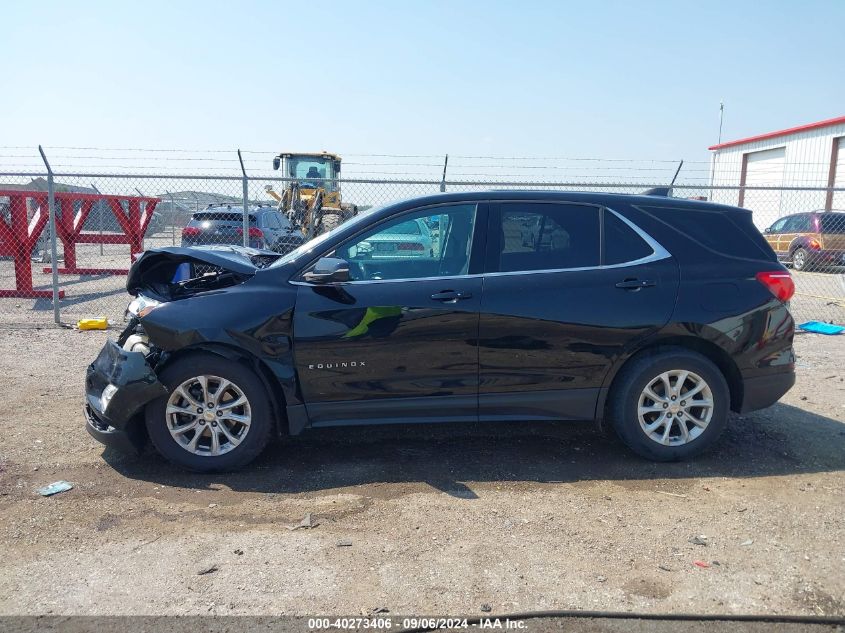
478, 201, 679, 421
292, 202, 486, 427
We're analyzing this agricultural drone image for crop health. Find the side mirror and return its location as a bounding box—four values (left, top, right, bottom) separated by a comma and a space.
303, 257, 350, 284
272, 156, 281, 171
763, 227, 771, 234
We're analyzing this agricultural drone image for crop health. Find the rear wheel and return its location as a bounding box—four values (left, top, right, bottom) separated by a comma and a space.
792, 247, 808, 271
609, 348, 730, 461
145, 353, 273, 472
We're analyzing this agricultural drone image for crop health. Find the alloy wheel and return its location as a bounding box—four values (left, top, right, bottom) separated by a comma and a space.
165, 375, 252, 456
637, 370, 713, 446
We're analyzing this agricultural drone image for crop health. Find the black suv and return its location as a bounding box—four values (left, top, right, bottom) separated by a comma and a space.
85, 191, 796, 471
181, 205, 304, 254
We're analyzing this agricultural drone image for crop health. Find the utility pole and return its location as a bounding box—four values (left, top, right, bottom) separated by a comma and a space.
718, 101, 724, 145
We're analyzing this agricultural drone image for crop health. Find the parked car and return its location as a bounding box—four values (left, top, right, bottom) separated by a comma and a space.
181, 205, 304, 254
352, 217, 434, 259
763, 210, 845, 271
85, 191, 795, 471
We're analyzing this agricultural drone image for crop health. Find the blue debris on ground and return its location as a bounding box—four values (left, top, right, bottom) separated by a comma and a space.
37, 481, 74, 497
798, 321, 845, 335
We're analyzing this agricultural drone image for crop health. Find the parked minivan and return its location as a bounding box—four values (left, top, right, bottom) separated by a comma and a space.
763, 210, 845, 270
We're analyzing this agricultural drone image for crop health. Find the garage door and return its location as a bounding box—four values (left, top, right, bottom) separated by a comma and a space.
832, 137, 845, 210
742, 147, 785, 229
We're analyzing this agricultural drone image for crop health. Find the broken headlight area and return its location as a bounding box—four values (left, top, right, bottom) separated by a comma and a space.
124, 294, 162, 322
127, 245, 280, 302
118, 297, 164, 365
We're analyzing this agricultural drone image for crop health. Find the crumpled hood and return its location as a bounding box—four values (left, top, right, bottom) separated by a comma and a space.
127, 245, 282, 296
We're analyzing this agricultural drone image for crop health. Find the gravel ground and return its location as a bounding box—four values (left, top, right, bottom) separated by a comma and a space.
0, 327, 843, 619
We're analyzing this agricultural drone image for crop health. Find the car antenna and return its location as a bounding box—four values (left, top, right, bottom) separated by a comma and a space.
641, 160, 683, 197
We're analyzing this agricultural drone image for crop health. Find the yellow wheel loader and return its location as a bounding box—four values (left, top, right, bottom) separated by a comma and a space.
265, 152, 358, 239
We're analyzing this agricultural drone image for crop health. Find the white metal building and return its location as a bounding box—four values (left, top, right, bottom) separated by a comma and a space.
708, 115, 845, 228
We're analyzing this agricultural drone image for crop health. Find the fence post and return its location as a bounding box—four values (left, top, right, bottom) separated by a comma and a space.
90, 183, 104, 255
238, 149, 249, 248
440, 154, 449, 192
37, 145, 61, 325
167, 192, 176, 245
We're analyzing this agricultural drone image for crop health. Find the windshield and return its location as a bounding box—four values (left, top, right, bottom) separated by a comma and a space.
288, 158, 334, 185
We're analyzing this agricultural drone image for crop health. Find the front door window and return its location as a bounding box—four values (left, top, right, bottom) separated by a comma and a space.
331, 204, 477, 281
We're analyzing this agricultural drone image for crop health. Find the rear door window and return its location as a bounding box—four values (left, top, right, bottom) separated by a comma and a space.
494, 203, 600, 272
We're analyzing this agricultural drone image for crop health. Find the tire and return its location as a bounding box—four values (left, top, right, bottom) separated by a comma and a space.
608, 348, 730, 461
792, 247, 808, 271
319, 213, 341, 234
145, 352, 273, 472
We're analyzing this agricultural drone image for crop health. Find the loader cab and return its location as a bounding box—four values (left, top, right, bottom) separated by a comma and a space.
272, 152, 341, 193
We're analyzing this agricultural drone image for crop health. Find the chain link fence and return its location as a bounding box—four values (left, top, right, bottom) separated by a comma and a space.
1, 170, 843, 327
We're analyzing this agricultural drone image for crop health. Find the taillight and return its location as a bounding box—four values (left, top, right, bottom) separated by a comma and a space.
397, 242, 424, 251
808, 238, 821, 250
182, 226, 201, 237
236, 227, 264, 238
756, 271, 795, 302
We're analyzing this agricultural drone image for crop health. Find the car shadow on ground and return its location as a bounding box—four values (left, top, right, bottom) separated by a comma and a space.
104, 402, 845, 498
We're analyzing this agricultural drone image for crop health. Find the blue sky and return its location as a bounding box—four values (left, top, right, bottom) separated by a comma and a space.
2, 0, 843, 171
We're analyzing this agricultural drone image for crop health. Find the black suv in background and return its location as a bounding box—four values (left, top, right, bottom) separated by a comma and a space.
181, 205, 304, 254
85, 191, 796, 471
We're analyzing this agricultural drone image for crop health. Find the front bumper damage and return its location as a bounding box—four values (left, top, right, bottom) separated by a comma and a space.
84, 340, 167, 454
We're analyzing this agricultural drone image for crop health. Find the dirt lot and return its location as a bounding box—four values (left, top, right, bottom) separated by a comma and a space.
0, 327, 843, 619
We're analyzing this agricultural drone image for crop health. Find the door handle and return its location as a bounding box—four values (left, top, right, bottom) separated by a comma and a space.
615, 279, 656, 290
430, 290, 473, 302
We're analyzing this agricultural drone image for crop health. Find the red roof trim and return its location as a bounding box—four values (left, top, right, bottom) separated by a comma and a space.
708, 115, 845, 150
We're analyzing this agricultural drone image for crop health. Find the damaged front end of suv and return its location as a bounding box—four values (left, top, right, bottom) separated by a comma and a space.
84, 245, 294, 457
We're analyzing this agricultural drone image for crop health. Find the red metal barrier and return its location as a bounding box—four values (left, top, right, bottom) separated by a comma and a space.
0, 189, 64, 298
42, 192, 160, 275
1, 189, 160, 298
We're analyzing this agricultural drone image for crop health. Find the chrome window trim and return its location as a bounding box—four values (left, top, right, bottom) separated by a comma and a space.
290, 273, 483, 287
485, 205, 670, 278
290, 205, 671, 286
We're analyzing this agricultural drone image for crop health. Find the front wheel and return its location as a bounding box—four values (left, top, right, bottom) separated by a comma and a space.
609, 349, 730, 461
145, 353, 273, 472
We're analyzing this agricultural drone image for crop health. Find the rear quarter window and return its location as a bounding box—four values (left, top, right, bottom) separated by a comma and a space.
819, 214, 845, 234
603, 210, 653, 264
638, 205, 776, 261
